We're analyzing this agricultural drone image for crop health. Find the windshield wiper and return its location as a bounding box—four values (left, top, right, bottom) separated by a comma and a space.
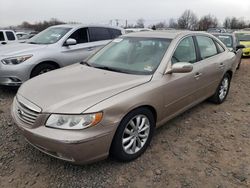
80, 61, 92, 67
94, 66, 126, 73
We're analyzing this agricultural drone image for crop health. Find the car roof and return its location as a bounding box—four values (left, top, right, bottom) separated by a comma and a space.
50, 24, 123, 30
123, 30, 208, 39
211, 32, 234, 36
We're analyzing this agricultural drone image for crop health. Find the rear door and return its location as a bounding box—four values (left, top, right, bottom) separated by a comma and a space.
194, 35, 226, 97
5, 31, 17, 44
88, 27, 113, 52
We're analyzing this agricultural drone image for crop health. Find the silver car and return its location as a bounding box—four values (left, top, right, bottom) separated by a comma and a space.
0, 24, 124, 86
12, 31, 238, 164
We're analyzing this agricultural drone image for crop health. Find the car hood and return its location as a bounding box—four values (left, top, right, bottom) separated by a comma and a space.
0, 43, 47, 57
240, 41, 250, 48
18, 64, 152, 114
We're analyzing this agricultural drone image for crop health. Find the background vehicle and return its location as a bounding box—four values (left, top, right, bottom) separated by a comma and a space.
235, 31, 250, 57
12, 31, 237, 164
207, 27, 227, 33
16, 32, 29, 39
125, 28, 152, 34
0, 24, 124, 86
0, 30, 18, 45
211, 32, 244, 69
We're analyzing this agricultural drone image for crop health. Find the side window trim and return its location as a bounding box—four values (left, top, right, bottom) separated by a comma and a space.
213, 39, 225, 53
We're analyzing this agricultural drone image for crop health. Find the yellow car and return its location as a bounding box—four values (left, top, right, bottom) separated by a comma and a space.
235, 31, 250, 57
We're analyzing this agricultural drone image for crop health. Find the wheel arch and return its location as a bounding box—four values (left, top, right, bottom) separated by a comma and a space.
30, 61, 60, 78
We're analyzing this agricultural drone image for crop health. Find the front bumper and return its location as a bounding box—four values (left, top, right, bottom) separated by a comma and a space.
0, 62, 31, 86
11, 99, 117, 164
242, 47, 250, 57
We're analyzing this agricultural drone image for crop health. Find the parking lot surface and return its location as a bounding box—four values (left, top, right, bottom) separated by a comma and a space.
0, 59, 250, 188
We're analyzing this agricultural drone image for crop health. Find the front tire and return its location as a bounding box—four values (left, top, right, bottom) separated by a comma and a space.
209, 73, 231, 104
110, 108, 155, 162
31, 63, 58, 78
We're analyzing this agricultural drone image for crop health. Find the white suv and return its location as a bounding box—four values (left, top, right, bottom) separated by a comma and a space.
0, 24, 124, 86
0, 30, 18, 45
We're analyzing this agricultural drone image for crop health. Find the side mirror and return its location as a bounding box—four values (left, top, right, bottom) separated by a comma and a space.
166, 62, 193, 74
64, 38, 77, 46
236, 44, 245, 50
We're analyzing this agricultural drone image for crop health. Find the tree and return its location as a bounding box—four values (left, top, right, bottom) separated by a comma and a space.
223, 17, 247, 29
198, 15, 218, 31
135, 18, 145, 28
154, 21, 168, 29
168, 18, 178, 29
177, 10, 198, 30
223, 17, 231, 29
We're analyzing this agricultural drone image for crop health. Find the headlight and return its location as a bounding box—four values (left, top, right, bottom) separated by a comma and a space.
1, 55, 33, 65
45, 112, 103, 130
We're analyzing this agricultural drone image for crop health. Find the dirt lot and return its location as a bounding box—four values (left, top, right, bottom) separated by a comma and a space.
0, 59, 250, 188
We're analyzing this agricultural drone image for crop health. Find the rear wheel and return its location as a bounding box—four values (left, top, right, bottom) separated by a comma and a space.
31, 63, 58, 78
209, 73, 231, 104
110, 108, 155, 162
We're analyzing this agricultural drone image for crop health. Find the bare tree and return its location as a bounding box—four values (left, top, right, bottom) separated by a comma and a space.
135, 18, 145, 28
168, 18, 178, 29
18, 18, 65, 31
223, 17, 247, 29
154, 21, 168, 29
177, 10, 198, 30
198, 15, 218, 31
223, 17, 231, 29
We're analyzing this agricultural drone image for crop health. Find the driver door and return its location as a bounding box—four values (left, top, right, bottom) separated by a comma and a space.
162, 36, 205, 118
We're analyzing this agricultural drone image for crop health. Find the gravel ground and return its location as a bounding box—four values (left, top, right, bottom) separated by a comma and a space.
0, 58, 250, 188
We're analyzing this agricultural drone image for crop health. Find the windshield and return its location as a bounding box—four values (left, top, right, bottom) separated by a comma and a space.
28, 27, 71, 44
214, 34, 233, 48
87, 37, 171, 75
236, 33, 250, 41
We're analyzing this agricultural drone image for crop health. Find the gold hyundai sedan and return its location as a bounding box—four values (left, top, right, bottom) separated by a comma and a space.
12, 31, 238, 164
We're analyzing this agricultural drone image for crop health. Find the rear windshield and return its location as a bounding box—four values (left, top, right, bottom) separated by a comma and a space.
236, 33, 250, 41
214, 34, 233, 48
88, 37, 172, 75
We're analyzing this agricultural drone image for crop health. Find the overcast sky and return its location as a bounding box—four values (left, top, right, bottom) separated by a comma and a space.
1, 0, 250, 27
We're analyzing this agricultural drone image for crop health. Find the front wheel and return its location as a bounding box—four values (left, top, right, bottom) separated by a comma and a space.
110, 108, 155, 162
209, 73, 231, 104
31, 63, 58, 78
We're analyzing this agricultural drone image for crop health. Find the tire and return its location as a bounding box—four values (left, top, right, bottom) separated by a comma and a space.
110, 108, 155, 162
236, 58, 241, 70
31, 63, 58, 78
209, 73, 231, 104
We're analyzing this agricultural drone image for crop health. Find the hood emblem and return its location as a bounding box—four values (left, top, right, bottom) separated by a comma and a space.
17, 109, 24, 116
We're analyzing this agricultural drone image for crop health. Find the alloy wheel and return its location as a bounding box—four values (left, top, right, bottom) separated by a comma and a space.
122, 115, 150, 155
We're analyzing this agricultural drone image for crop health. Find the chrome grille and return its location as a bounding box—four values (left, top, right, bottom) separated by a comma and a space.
15, 100, 39, 125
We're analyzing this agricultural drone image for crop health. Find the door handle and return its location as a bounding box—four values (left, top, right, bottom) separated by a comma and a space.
87, 47, 94, 51
194, 72, 202, 79
219, 63, 225, 68
1, 42, 7, 45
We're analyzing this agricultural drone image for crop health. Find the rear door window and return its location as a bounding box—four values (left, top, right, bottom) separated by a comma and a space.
6, 31, 16, 41
88, 27, 112, 42
196, 36, 218, 59
68, 28, 88, 44
0, 32, 4, 41
172, 37, 197, 64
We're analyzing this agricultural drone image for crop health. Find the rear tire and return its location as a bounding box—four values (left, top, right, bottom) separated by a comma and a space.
209, 73, 231, 104
31, 63, 58, 78
110, 108, 155, 162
